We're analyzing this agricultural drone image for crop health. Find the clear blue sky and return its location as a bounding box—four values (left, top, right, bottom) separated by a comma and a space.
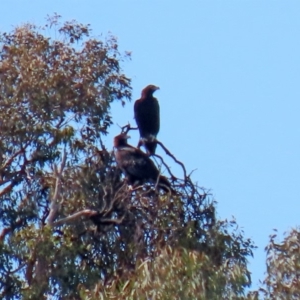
2, 0, 300, 289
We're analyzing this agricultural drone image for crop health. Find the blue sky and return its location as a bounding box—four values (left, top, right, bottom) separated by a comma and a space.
2, 1, 300, 288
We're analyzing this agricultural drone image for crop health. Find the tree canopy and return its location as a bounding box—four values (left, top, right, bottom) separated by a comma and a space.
1, 15, 297, 300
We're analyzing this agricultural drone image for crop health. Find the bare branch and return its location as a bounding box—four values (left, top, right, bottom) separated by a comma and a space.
0, 182, 15, 197
52, 209, 98, 226
153, 154, 179, 181
119, 123, 138, 134
97, 215, 125, 225
46, 149, 67, 225
10, 263, 26, 274
156, 140, 187, 180
25, 252, 36, 285
188, 168, 198, 177
52, 207, 126, 227
1, 145, 26, 171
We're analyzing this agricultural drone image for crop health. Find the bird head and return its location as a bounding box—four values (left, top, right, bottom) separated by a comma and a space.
141, 84, 160, 97
114, 133, 130, 147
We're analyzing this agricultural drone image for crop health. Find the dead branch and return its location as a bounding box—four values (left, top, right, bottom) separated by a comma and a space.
153, 154, 178, 181
119, 123, 138, 134
155, 140, 187, 180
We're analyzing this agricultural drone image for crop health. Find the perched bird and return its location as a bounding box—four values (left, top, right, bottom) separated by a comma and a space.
114, 133, 170, 192
134, 84, 160, 155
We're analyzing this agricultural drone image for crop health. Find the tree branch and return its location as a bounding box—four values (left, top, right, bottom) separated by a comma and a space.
1, 145, 26, 171
0, 182, 15, 197
0, 227, 11, 241
0, 218, 24, 241
119, 123, 138, 134
46, 149, 67, 225
153, 154, 179, 181
156, 140, 187, 180
52, 209, 98, 226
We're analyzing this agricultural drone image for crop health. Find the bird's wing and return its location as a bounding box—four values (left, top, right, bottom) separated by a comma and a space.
117, 147, 158, 179
134, 98, 160, 138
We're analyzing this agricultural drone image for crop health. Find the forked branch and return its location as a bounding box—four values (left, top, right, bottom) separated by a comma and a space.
119, 123, 138, 135
156, 139, 187, 180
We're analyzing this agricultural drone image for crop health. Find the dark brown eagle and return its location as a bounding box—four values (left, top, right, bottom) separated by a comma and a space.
134, 84, 160, 155
114, 133, 170, 192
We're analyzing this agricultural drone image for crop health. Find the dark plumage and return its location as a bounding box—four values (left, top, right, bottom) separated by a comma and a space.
134, 84, 160, 155
114, 133, 170, 192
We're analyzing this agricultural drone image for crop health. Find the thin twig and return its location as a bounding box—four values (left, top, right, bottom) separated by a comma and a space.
153, 154, 178, 181
119, 123, 138, 134
154, 140, 187, 181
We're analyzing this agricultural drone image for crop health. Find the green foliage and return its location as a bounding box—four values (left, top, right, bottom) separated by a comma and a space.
0, 15, 131, 299
257, 228, 300, 300
80, 244, 251, 300
0, 16, 258, 300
